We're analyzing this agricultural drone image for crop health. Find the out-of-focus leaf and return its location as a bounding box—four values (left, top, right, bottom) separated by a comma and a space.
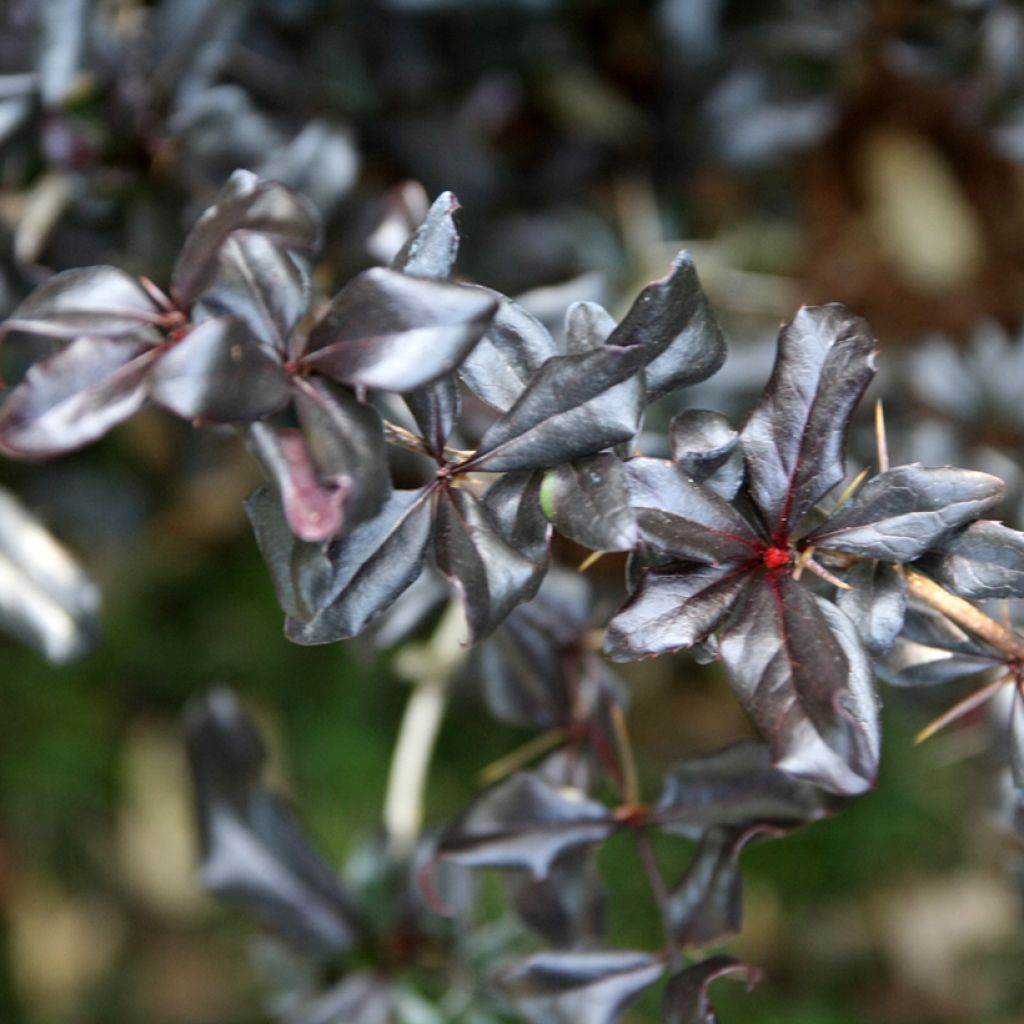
3, 266, 162, 339
740, 305, 876, 535
668, 828, 758, 948
285, 972, 392, 1024
435, 486, 544, 641
607, 252, 726, 401
151, 317, 291, 422
564, 301, 616, 354
670, 409, 743, 500
654, 741, 838, 836
0, 337, 160, 458
37, 0, 86, 107
302, 269, 497, 392
916, 520, 1024, 599
836, 560, 907, 657
662, 956, 761, 1024
465, 346, 646, 472
604, 564, 750, 662
183, 689, 362, 956
172, 171, 321, 309
542, 454, 638, 552
806, 465, 1005, 562
286, 487, 435, 644
457, 293, 560, 411
294, 377, 391, 529
392, 190, 461, 280
507, 848, 606, 949
624, 458, 759, 564
499, 949, 663, 1024
0, 76, 35, 145
718, 575, 880, 795
0, 486, 99, 662
438, 773, 613, 879
195, 233, 311, 354
1011, 686, 1024, 793
246, 424, 350, 544
245, 487, 334, 623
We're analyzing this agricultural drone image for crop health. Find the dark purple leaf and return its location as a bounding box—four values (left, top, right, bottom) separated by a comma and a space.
507, 848, 606, 949
465, 346, 646, 473
286, 487, 435, 644
391, 190, 461, 279
245, 487, 334, 623
284, 972, 392, 1024
194, 233, 311, 355
541, 453, 638, 552
624, 458, 760, 563
457, 292, 561, 411
434, 486, 543, 640
836, 560, 907, 657
183, 689, 362, 956
293, 377, 391, 529
565, 301, 616, 354
607, 251, 726, 401
438, 772, 614, 879
670, 409, 743, 500
662, 956, 761, 1024
482, 470, 552, 570
151, 317, 291, 422
246, 423, 351, 543
916, 520, 1024, 599
0, 486, 100, 662
653, 741, 839, 836
500, 949, 663, 1024
0, 337, 160, 458
668, 828, 764, 948
718, 575, 880, 795
404, 377, 460, 459
740, 304, 877, 535
805, 465, 1005, 562
3, 266, 162, 340
604, 563, 752, 662
302, 269, 497, 392
172, 171, 321, 308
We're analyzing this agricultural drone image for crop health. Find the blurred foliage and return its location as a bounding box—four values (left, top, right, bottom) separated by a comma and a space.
3, 0, 1024, 1022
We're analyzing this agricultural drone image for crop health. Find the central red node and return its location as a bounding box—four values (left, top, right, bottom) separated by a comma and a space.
763, 546, 791, 569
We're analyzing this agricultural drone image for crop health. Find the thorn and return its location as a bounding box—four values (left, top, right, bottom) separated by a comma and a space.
914, 672, 1010, 745
832, 467, 870, 514
805, 557, 852, 590
875, 399, 890, 474
578, 550, 607, 573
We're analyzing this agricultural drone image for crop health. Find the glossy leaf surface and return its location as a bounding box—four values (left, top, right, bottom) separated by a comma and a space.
542, 453, 638, 552
916, 520, 1024, 599
391, 190, 461, 279
836, 559, 907, 656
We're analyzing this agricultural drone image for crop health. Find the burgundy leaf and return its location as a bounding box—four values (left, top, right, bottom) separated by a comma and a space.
718, 575, 880, 795
541, 453, 638, 552
740, 304, 877, 536
482, 470, 552, 569
2, 266, 162, 340
246, 423, 350, 543
285, 486, 435, 644
653, 741, 839, 836
404, 377, 460, 459
662, 956, 761, 1024
0, 337, 160, 458
805, 465, 1004, 561
391, 190, 461, 279
914, 520, 1024, 599
302, 268, 497, 392
607, 251, 726, 401
151, 316, 291, 422
435, 486, 545, 641
564, 300, 616, 354
500, 949, 663, 1024
172, 170, 321, 308
195, 232, 311, 355
457, 291, 560, 411
624, 458, 760, 564
670, 408, 743, 500
604, 563, 751, 662
183, 689, 362, 956
465, 346, 646, 473
835, 559, 907, 656
438, 772, 614, 879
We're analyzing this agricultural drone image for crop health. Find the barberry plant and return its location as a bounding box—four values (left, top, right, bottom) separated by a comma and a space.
3, 172, 1024, 1023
